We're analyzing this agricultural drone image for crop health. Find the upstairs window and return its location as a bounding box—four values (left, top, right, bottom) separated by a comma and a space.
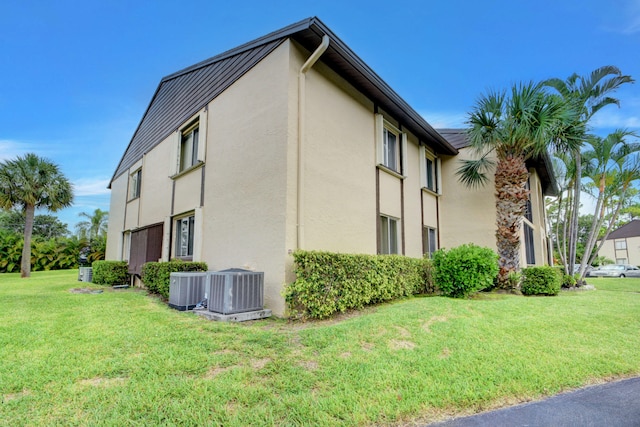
383, 127, 399, 172
380, 215, 398, 255
375, 114, 406, 176
180, 121, 199, 172
129, 168, 142, 200
420, 147, 440, 193
615, 240, 627, 250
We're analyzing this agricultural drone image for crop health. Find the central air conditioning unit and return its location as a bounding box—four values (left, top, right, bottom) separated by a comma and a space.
168, 272, 207, 311
78, 267, 93, 283
207, 269, 264, 315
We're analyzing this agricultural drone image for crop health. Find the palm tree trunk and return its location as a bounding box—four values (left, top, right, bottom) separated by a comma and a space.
588, 191, 627, 267
553, 192, 567, 267
579, 175, 606, 280
495, 155, 529, 289
21, 204, 35, 278
568, 151, 581, 272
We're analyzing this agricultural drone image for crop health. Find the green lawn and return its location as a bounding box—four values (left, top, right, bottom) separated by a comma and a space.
1, 271, 638, 426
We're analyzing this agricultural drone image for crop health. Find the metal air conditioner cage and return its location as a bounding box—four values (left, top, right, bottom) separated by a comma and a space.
168, 272, 207, 311
207, 269, 264, 314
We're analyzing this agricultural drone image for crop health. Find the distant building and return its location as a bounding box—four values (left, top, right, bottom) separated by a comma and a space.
598, 220, 640, 265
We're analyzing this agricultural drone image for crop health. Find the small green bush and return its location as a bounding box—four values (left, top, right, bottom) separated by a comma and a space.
141, 260, 208, 298
521, 266, 562, 296
554, 266, 577, 288
92, 260, 129, 286
284, 251, 433, 319
432, 244, 499, 298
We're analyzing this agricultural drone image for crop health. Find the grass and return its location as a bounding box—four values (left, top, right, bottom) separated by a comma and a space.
0, 271, 639, 426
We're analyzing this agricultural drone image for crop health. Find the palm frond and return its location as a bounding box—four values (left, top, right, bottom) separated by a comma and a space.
455, 154, 495, 189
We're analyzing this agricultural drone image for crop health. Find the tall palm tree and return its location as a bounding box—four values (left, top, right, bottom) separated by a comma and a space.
76, 208, 108, 239
457, 82, 581, 289
581, 130, 640, 274
543, 66, 634, 275
0, 153, 73, 277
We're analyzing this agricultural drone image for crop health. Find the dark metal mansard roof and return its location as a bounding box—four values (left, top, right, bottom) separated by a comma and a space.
110, 17, 458, 186
436, 128, 560, 197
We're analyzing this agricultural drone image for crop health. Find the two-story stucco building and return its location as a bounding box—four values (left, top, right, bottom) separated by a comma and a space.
106, 17, 555, 316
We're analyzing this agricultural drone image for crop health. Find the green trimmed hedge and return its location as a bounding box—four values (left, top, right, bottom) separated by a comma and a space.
284, 250, 434, 319
92, 260, 129, 286
432, 244, 499, 298
141, 261, 208, 298
521, 266, 562, 296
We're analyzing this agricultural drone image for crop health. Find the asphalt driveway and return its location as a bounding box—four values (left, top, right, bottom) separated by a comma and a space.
427, 377, 640, 427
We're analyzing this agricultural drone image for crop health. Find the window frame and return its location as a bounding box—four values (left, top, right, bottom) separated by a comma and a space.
129, 168, 142, 201
524, 177, 533, 223
419, 146, 440, 194
423, 226, 437, 258
524, 223, 535, 265
179, 120, 200, 173
380, 215, 399, 255
615, 240, 627, 250
382, 127, 400, 173
171, 109, 207, 178
375, 114, 406, 177
175, 214, 195, 260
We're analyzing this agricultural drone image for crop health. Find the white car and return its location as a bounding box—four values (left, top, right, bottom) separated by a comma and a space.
587, 264, 640, 278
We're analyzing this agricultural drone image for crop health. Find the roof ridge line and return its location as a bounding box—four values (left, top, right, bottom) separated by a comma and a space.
161, 17, 316, 82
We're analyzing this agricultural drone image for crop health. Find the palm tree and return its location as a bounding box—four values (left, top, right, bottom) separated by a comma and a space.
0, 153, 73, 277
75, 208, 108, 239
548, 153, 578, 267
580, 130, 640, 274
457, 82, 581, 289
543, 66, 634, 275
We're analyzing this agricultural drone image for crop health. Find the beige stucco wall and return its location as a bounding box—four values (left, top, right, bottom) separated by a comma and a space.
138, 137, 175, 227
299, 50, 378, 255
200, 41, 291, 315
291, 45, 435, 260
439, 150, 497, 251
106, 173, 127, 260
172, 167, 202, 217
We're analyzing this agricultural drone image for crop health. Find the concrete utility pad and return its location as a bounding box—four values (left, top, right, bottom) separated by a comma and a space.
193, 308, 272, 322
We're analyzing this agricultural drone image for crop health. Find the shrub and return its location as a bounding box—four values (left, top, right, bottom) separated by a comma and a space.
0, 232, 105, 273
432, 244, 499, 298
141, 260, 208, 298
284, 251, 433, 319
92, 260, 129, 286
521, 266, 562, 296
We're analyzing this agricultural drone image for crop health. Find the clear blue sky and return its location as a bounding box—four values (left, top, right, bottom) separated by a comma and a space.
1, 0, 638, 230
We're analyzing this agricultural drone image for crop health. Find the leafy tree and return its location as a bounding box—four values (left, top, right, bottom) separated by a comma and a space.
543, 66, 634, 276
0, 209, 69, 239
0, 153, 73, 277
75, 208, 108, 239
457, 81, 581, 290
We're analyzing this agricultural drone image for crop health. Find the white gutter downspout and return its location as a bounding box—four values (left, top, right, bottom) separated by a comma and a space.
297, 34, 329, 250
